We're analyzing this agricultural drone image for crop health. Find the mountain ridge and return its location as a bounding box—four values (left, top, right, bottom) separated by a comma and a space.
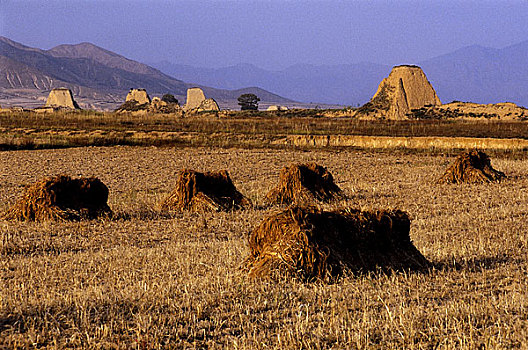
152, 40, 528, 107
0, 36, 296, 109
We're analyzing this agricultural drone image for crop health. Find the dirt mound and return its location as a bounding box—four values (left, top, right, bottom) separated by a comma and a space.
184, 87, 206, 111
197, 98, 220, 111
357, 65, 441, 119
160, 169, 251, 212
410, 101, 528, 121
2, 175, 112, 221
245, 206, 431, 281
267, 105, 288, 111
265, 163, 344, 205
45, 88, 80, 109
150, 97, 183, 114
126, 88, 151, 104
437, 150, 506, 184
114, 99, 149, 112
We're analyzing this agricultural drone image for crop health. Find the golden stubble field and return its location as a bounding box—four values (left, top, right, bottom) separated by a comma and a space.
1, 146, 528, 349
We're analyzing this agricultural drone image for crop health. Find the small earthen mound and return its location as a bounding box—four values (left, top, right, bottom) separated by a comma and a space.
245, 206, 431, 281
265, 163, 344, 206
114, 99, 149, 112
267, 105, 288, 111
197, 98, 220, 111
2, 175, 112, 221
184, 87, 206, 111
437, 150, 506, 184
115, 88, 151, 112
45, 88, 80, 109
126, 88, 151, 104
160, 170, 251, 212
150, 97, 182, 114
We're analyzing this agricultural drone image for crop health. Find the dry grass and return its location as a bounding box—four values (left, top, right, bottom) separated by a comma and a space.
1, 146, 528, 348
3, 110, 528, 154
3, 110, 528, 142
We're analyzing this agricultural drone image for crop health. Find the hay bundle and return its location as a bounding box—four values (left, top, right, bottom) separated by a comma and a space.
265, 163, 344, 206
2, 175, 112, 221
437, 150, 505, 184
160, 169, 251, 212
245, 206, 431, 281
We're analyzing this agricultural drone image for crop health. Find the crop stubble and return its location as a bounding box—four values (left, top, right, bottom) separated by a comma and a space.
1, 146, 528, 348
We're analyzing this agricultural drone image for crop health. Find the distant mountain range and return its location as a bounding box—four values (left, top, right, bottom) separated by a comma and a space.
0, 36, 295, 109
152, 40, 528, 107
2, 35, 527, 109
421, 42, 528, 107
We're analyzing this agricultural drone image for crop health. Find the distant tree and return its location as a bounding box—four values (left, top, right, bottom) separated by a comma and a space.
161, 93, 179, 104
237, 93, 260, 111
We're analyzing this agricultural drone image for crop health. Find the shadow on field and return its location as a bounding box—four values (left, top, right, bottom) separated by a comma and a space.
111, 210, 176, 221
434, 254, 523, 272
1, 245, 89, 257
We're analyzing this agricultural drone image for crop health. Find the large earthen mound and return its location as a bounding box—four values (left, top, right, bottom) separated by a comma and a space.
45, 88, 80, 109
437, 150, 505, 184
2, 175, 112, 221
160, 169, 251, 212
357, 65, 441, 119
265, 163, 344, 206
245, 206, 431, 281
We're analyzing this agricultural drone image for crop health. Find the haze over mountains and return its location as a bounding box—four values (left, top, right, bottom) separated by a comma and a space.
0, 36, 294, 109
153, 40, 528, 107
1, 35, 527, 110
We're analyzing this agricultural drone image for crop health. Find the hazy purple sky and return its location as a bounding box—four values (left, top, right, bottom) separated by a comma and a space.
1, 0, 527, 69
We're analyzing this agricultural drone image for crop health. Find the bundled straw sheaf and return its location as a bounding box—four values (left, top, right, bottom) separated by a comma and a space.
437, 150, 505, 184
245, 206, 431, 282
2, 175, 112, 221
265, 163, 344, 206
160, 169, 251, 212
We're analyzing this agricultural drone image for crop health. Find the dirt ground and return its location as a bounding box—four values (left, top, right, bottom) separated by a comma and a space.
1, 146, 527, 348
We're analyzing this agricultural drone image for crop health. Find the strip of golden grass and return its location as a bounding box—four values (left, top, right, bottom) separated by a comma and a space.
2, 110, 528, 139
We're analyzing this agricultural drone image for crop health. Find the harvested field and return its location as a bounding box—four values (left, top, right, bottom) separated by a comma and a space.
1, 146, 528, 348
